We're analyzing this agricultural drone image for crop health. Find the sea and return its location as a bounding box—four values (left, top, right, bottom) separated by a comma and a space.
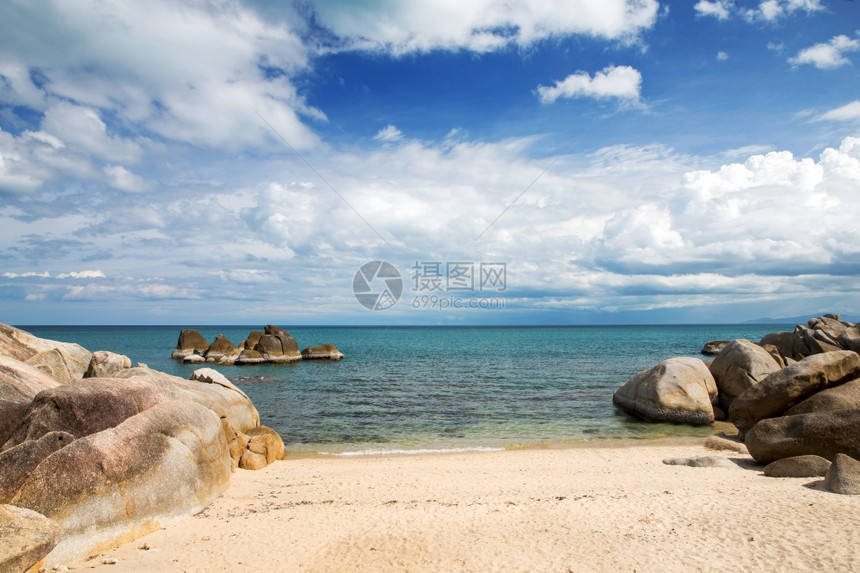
21, 324, 791, 457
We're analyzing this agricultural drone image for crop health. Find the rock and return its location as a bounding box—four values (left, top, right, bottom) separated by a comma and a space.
729, 350, 860, 436
238, 450, 268, 471
1, 378, 164, 450
113, 367, 260, 434
700, 340, 729, 356
704, 434, 748, 454
183, 353, 206, 364
235, 348, 265, 365
301, 344, 345, 360
240, 331, 264, 351
0, 431, 75, 503
764, 455, 831, 478
786, 378, 860, 416
83, 350, 132, 378
745, 409, 860, 465
839, 326, 860, 354
253, 325, 302, 363
824, 453, 860, 495
222, 419, 250, 470
0, 355, 63, 446
204, 334, 240, 365
612, 357, 717, 425
0, 323, 91, 374
171, 328, 210, 359
709, 339, 781, 409
11, 400, 232, 567
0, 504, 61, 573
662, 455, 735, 468
25, 348, 82, 384
244, 426, 286, 465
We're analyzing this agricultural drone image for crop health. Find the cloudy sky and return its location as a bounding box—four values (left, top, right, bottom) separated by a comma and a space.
1, 0, 859, 325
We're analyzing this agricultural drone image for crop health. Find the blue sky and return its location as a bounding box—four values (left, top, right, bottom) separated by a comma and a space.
1, 0, 860, 325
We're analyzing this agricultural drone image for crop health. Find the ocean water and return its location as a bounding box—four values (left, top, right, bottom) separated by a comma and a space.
22, 324, 790, 456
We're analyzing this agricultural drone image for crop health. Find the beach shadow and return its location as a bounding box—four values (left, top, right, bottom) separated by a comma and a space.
802, 479, 827, 491
727, 456, 764, 471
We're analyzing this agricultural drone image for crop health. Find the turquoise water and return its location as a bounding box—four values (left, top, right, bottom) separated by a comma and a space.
22, 324, 789, 455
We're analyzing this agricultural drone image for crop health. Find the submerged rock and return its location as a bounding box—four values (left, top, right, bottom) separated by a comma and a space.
301, 344, 345, 360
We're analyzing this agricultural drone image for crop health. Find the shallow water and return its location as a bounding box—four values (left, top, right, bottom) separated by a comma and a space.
24, 324, 789, 455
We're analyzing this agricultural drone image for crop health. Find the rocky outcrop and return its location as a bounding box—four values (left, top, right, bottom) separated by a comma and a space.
83, 350, 132, 378
759, 314, 854, 361
785, 377, 860, 415
709, 339, 781, 410
9, 400, 232, 567
0, 504, 61, 573
613, 357, 718, 425
763, 455, 831, 477
204, 334, 241, 365
0, 355, 62, 446
744, 409, 860, 465
824, 453, 860, 495
171, 328, 210, 359
301, 344, 345, 360
0, 323, 91, 375
700, 340, 729, 356
729, 350, 860, 436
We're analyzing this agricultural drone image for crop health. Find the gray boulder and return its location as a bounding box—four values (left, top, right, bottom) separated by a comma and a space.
83, 350, 132, 378
2, 378, 163, 450
709, 339, 781, 409
838, 326, 860, 354
824, 453, 860, 495
253, 325, 302, 363
662, 455, 735, 468
0, 355, 62, 446
0, 504, 61, 573
613, 357, 717, 425
700, 341, 729, 356
763, 455, 831, 477
11, 400, 232, 567
786, 378, 860, 416
729, 350, 860, 435
745, 409, 860, 465
171, 328, 210, 359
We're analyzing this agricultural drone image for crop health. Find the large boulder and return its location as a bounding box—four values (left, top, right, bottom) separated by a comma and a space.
235, 348, 265, 365
301, 344, 345, 360
204, 334, 241, 365
83, 350, 132, 378
0, 431, 75, 502
786, 378, 860, 416
238, 425, 286, 471
25, 348, 84, 384
0, 355, 62, 446
171, 328, 210, 359
709, 339, 781, 409
0, 323, 91, 374
254, 325, 301, 363
0, 504, 61, 573
613, 357, 717, 425
1, 378, 163, 450
10, 400, 232, 567
745, 409, 860, 465
824, 453, 860, 495
240, 330, 264, 351
729, 350, 860, 435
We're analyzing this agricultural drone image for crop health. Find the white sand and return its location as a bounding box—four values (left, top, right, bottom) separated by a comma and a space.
71, 442, 860, 573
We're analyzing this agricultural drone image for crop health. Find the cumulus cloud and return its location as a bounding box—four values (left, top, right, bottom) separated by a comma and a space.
306, 0, 661, 54
743, 0, 823, 22
816, 100, 860, 122
789, 34, 860, 70
537, 66, 642, 104
373, 125, 404, 142
55, 270, 106, 279
694, 0, 732, 20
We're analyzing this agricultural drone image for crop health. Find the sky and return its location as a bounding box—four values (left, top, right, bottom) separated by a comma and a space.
1, 0, 860, 326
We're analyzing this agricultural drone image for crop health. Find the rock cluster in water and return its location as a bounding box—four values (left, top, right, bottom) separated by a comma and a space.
614, 313, 860, 495
0, 322, 286, 571
171, 324, 344, 364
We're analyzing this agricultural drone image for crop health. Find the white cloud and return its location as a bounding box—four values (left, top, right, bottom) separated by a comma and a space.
41, 101, 144, 163
694, 0, 732, 20
56, 270, 106, 279
373, 125, 404, 142
103, 165, 149, 193
743, 0, 824, 22
308, 0, 661, 54
816, 100, 860, 122
789, 34, 860, 70
537, 65, 642, 104
717, 51, 729, 61
3, 271, 50, 278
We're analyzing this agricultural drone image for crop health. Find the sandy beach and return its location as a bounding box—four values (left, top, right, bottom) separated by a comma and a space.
68, 440, 859, 573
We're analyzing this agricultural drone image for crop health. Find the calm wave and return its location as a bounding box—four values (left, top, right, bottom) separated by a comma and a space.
22, 324, 790, 455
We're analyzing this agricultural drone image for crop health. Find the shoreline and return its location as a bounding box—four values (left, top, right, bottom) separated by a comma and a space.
72, 441, 860, 573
